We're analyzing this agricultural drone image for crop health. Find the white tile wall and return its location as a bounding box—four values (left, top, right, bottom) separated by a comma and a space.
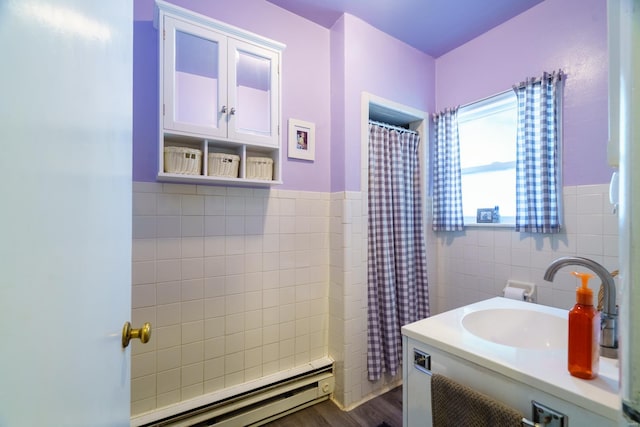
132, 179, 614, 416
432, 184, 619, 314
131, 183, 330, 416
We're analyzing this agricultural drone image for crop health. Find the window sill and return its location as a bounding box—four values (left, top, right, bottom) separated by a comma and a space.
465, 222, 514, 229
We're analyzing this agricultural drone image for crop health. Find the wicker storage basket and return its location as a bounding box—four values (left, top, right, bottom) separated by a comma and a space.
208, 153, 240, 178
164, 146, 202, 175
246, 157, 273, 180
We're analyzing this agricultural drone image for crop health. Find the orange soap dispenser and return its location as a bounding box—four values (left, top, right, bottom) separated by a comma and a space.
568, 271, 600, 379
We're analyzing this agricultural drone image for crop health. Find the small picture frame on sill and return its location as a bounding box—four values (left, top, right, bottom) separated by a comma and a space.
288, 119, 315, 161
477, 208, 494, 223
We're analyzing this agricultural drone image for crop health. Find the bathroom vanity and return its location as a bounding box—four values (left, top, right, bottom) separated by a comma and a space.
402, 297, 620, 426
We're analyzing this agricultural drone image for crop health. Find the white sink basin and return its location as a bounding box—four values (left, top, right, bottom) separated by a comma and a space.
462, 308, 567, 349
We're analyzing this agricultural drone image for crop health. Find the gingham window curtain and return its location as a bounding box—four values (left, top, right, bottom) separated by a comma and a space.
513, 70, 564, 233
367, 122, 429, 381
432, 108, 464, 231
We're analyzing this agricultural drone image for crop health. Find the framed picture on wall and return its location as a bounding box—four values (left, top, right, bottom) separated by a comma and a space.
288, 119, 315, 161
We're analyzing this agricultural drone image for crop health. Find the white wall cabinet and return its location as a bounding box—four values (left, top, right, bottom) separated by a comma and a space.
155, 0, 285, 185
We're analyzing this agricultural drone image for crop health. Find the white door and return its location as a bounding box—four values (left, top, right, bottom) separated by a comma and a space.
0, 1, 134, 426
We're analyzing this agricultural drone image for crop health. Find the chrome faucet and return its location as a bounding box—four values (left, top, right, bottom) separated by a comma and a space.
544, 256, 618, 359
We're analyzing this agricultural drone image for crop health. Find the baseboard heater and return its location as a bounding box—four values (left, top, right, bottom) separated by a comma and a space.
138, 364, 335, 427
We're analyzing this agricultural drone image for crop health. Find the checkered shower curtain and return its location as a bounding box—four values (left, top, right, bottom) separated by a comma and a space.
513, 71, 564, 233
367, 123, 429, 382
432, 108, 464, 231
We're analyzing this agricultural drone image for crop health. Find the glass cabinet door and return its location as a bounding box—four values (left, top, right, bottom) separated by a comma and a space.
163, 16, 227, 138
227, 39, 279, 146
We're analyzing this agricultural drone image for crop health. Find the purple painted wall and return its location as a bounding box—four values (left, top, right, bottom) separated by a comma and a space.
436, 0, 611, 186
334, 14, 436, 192
133, 0, 332, 192
134, 0, 609, 192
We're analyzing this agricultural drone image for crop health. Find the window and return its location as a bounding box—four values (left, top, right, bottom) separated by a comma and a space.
458, 91, 517, 224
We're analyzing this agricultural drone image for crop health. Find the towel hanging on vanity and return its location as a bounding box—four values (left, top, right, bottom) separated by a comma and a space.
431, 374, 523, 427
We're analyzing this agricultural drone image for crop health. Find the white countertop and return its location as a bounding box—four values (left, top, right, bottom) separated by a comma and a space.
401, 297, 620, 421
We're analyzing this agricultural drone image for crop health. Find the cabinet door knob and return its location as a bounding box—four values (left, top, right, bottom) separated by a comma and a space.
230, 107, 236, 115
221, 105, 227, 114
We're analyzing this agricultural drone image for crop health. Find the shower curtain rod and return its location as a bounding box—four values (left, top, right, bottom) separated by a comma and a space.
369, 119, 418, 135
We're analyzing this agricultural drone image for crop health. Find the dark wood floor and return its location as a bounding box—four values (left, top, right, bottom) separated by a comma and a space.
262, 386, 402, 427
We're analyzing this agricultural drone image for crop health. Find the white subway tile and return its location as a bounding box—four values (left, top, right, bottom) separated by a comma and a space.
133, 192, 157, 216
225, 235, 246, 256
132, 261, 156, 285
225, 255, 246, 276
204, 356, 224, 380
279, 217, 296, 234
133, 239, 156, 261
204, 376, 225, 394
245, 272, 262, 292
204, 216, 226, 237
204, 256, 225, 278
577, 193, 603, 215
157, 389, 180, 408
156, 259, 181, 283
132, 351, 156, 379
279, 338, 294, 358
133, 216, 157, 239
245, 234, 263, 254
204, 337, 225, 360
156, 303, 180, 327
279, 198, 296, 216
263, 216, 280, 234
244, 328, 263, 350
156, 281, 181, 305
245, 310, 262, 330
181, 341, 203, 365
181, 300, 203, 323
182, 195, 204, 215
131, 374, 156, 401
263, 325, 279, 345
204, 195, 226, 216
133, 181, 162, 194
155, 325, 181, 349
204, 297, 225, 318
181, 259, 204, 281
181, 237, 203, 258
225, 197, 245, 216
181, 216, 204, 237
204, 317, 224, 339
279, 321, 295, 340
157, 216, 181, 238
577, 234, 603, 256
224, 352, 244, 374
164, 184, 197, 195
263, 342, 279, 363
225, 294, 245, 315
157, 238, 181, 260
181, 320, 203, 344
157, 368, 180, 393
225, 274, 245, 295
262, 307, 279, 326
157, 193, 181, 216
225, 313, 244, 335
181, 362, 203, 387
262, 252, 280, 272
132, 283, 156, 308
245, 253, 263, 273
577, 214, 603, 236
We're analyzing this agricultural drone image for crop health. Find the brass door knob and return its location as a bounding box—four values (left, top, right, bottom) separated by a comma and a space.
122, 321, 151, 348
